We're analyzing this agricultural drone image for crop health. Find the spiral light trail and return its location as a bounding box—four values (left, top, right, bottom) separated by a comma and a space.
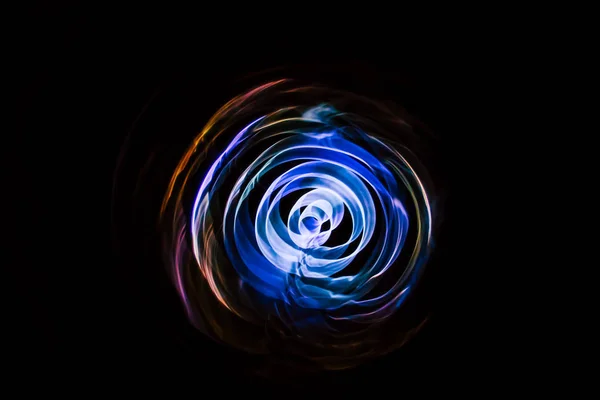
160, 79, 438, 370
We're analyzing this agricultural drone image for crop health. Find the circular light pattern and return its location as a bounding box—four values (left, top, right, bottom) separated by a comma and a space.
160, 79, 439, 371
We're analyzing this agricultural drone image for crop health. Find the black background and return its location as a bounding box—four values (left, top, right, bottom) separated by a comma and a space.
13, 6, 491, 392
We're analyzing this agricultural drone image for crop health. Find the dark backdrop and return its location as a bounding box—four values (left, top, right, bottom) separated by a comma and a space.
13, 6, 487, 393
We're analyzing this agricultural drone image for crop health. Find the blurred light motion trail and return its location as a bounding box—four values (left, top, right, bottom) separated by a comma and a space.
159, 79, 441, 371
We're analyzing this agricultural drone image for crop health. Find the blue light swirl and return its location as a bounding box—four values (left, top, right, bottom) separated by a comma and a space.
162, 80, 438, 369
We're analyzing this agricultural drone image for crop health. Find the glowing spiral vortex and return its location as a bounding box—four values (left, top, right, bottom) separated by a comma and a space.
161, 80, 439, 370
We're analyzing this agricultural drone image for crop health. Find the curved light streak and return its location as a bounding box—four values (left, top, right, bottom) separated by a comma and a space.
160, 80, 438, 370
